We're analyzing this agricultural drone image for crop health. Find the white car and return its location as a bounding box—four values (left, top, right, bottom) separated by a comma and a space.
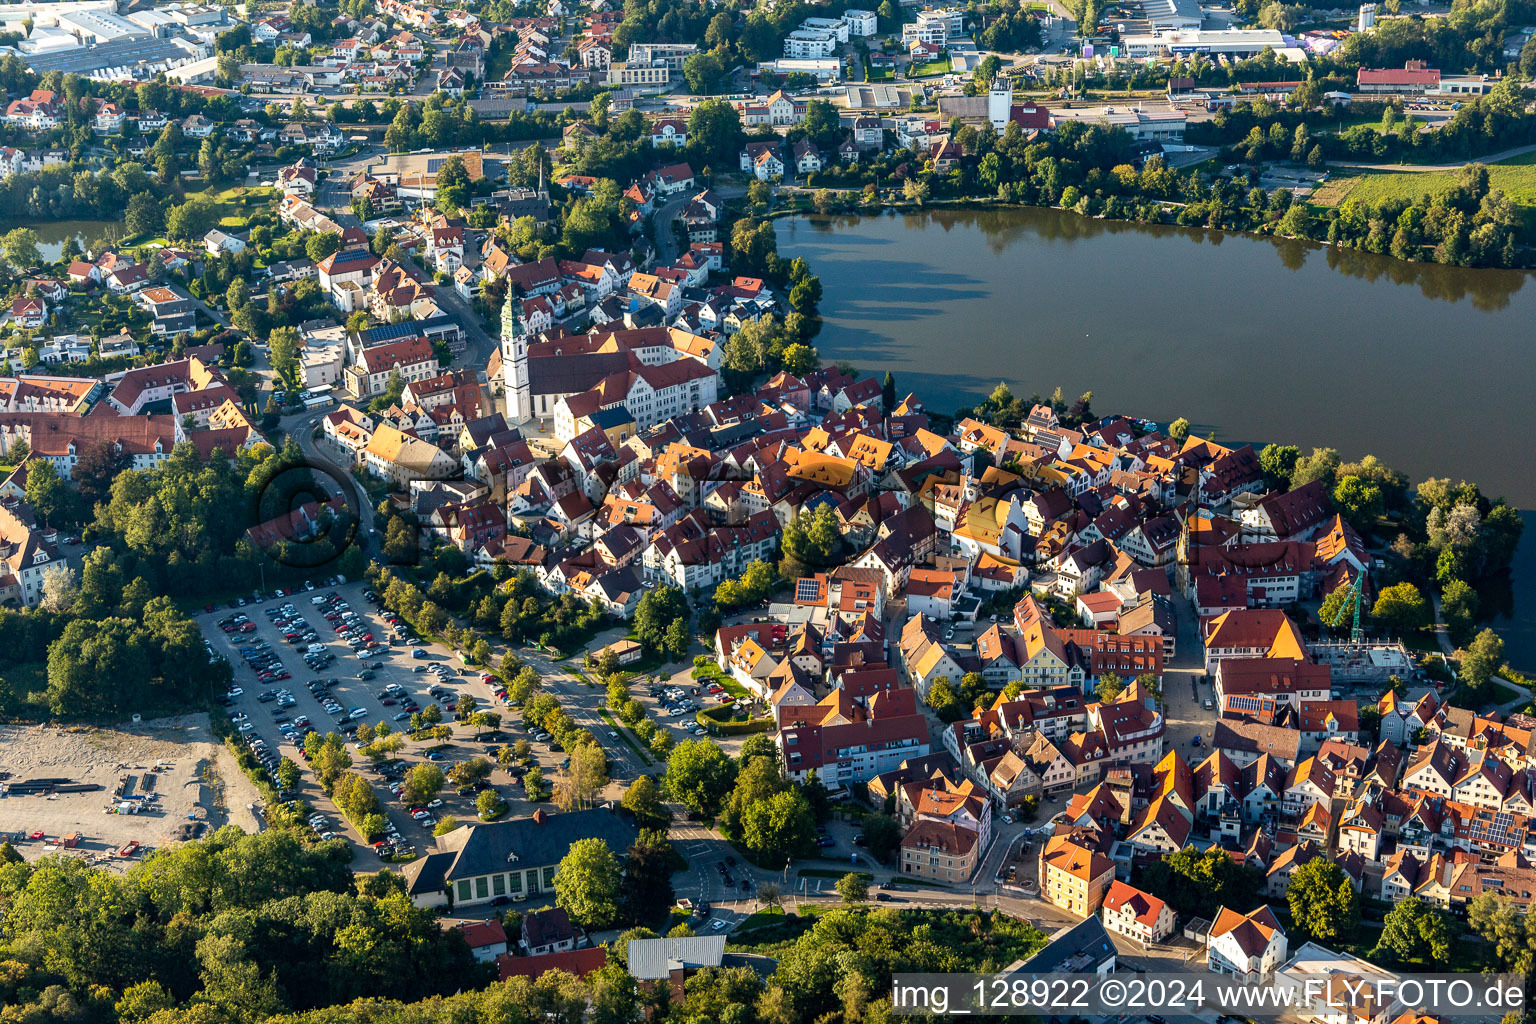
710, 919, 727, 931
427, 799, 443, 809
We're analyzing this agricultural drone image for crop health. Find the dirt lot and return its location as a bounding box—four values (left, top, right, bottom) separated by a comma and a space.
0, 714, 264, 868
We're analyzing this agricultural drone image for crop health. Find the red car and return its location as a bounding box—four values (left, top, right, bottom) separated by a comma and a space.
28, 830, 44, 840
240, 623, 257, 632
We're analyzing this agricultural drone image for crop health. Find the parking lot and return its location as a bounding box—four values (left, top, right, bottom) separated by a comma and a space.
198, 579, 579, 861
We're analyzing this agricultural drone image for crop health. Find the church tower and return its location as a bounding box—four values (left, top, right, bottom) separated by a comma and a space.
501, 290, 531, 425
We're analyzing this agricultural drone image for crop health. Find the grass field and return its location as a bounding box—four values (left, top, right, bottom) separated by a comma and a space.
908, 55, 953, 78
1312, 153, 1536, 208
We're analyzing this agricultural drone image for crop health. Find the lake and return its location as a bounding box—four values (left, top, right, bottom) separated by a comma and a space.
26, 219, 124, 262
775, 207, 1536, 668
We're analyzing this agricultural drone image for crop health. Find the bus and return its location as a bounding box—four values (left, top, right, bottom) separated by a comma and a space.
301, 386, 335, 410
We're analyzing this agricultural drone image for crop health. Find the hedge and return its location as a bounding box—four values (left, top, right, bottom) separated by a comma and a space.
696, 706, 773, 735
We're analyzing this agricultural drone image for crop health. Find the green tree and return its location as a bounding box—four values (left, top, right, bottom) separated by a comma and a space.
1375, 897, 1454, 964
664, 739, 735, 817
125, 194, 164, 237
268, 326, 301, 391
24, 457, 71, 526
664, 618, 690, 661
1371, 582, 1429, 634
1, 227, 40, 272
621, 774, 671, 830
634, 586, 688, 649
1333, 475, 1384, 531
402, 762, 445, 805
1095, 672, 1125, 703
1467, 893, 1536, 974
835, 872, 868, 905
1459, 628, 1505, 693
1137, 847, 1263, 919
1168, 417, 1190, 442
1285, 858, 1359, 943
555, 837, 624, 928
781, 342, 819, 375
740, 788, 815, 866
925, 677, 961, 721
682, 50, 727, 94
1292, 447, 1342, 488
1259, 443, 1300, 486
1440, 579, 1478, 646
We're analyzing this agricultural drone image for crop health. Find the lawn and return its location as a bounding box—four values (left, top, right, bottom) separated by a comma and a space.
1312, 155, 1536, 209
189, 184, 279, 229
908, 55, 953, 78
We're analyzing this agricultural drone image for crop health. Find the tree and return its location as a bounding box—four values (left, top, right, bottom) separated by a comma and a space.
739, 788, 814, 867
1371, 583, 1429, 634
664, 618, 690, 662
682, 51, 727, 94
1095, 672, 1125, 703
1, 227, 40, 272
1440, 579, 1478, 646
1459, 628, 1505, 693
1285, 858, 1359, 943
476, 789, 504, 819
860, 813, 903, 864
24, 458, 71, 526
125, 194, 164, 237
688, 99, 743, 163
1467, 893, 1536, 974
1333, 475, 1384, 531
835, 872, 868, 905
781, 342, 819, 375
1137, 847, 1262, 919
621, 774, 671, 830
902, 178, 930, 204
1292, 447, 1341, 488
618, 833, 677, 928
1167, 417, 1190, 442
882, 371, 897, 415
556, 743, 609, 810
39, 564, 78, 612
555, 837, 623, 928
1375, 897, 1454, 964
1259, 443, 1300, 486
634, 586, 688, 649
433, 816, 459, 836
402, 762, 445, 805
268, 326, 301, 391
305, 231, 341, 263
925, 677, 961, 721
664, 739, 735, 817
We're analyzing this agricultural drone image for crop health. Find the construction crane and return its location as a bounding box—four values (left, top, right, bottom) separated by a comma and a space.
1329, 572, 1367, 643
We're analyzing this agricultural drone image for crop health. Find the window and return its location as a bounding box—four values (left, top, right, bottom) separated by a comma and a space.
475, 877, 489, 899
542, 865, 556, 889
457, 880, 471, 901
493, 874, 506, 895
508, 871, 523, 893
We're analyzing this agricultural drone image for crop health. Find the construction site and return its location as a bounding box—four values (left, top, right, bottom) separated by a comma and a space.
0, 714, 264, 868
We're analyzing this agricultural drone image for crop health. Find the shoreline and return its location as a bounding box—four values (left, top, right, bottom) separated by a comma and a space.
760, 195, 1536, 273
